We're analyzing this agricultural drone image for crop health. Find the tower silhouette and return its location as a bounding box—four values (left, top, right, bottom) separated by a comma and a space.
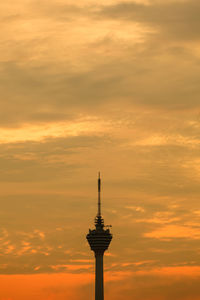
86, 173, 112, 300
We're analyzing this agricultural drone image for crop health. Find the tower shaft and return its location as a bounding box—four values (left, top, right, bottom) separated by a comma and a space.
95, 254, 104, 300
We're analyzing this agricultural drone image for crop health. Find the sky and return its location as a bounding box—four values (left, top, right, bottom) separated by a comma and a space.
0, 0, 200, 299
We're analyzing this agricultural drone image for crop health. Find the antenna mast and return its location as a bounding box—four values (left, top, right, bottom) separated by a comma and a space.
98, 172, 101, 217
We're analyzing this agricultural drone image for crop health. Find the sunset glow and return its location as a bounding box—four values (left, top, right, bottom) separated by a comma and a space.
0, 0, 200, 299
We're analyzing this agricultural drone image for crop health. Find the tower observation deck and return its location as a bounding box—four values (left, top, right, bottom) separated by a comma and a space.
86, 173, 112, 300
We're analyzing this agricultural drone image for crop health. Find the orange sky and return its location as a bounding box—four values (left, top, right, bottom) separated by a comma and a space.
0, 0, 200, 299
0, 267, 200, 300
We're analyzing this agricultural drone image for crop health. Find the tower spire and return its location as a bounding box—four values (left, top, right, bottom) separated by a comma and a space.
98, 172, 101, 217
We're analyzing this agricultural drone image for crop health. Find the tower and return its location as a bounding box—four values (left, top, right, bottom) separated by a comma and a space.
86, 173, 112, 300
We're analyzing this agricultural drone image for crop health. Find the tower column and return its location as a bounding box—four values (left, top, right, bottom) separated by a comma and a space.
95, 253, 104, 300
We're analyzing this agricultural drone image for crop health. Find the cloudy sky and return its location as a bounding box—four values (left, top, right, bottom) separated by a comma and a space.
0, 0, 200, 299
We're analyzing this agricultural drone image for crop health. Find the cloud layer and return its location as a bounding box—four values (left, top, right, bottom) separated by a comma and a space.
0, 0, 200, 299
